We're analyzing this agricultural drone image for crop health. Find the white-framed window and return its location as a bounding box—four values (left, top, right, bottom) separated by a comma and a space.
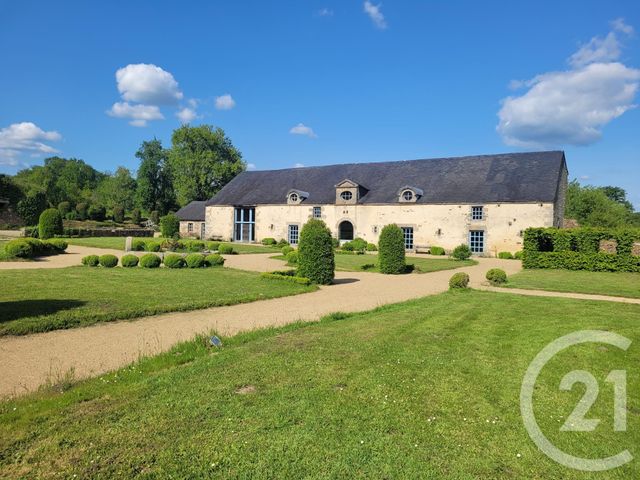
402, 190, 414, 201
313, 206, 322, 218
187, 222, 193, 232
234, 207, 255, 242
340, 191, 353, 201
469, 230, 484, 253
401, 226, 414, 250
471, 206, 484, 220
289, 192, 298, 203
288, 224, 299, 245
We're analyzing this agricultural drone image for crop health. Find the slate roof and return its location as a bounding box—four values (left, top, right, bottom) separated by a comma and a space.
176, 201, 206, 221
207, 151, 567, 206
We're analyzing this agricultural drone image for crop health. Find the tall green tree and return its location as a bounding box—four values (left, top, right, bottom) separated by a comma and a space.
95, 166, 136, 210
565, 180, 633, 228
135, 139, 175, 215
167, 125, 245, 206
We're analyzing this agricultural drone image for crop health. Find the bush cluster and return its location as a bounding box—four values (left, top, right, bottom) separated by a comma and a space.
160, 213, 180, 237
4, 238, 68, 259
145, 241, 162, 252
286, 250, 299, 264
276, 239, 290, 248
205, 254, 225, 266
342, 237, 368, 253
164, 253, 185, 269
449, 272, 470, 289
452, 244, 471, 260
366, 242, 378, 252
260, 271, 312, 285
38, 208, 63, 239
99, 254, 119, 268
207, 241, 220, 251
261, 237, 277, 245
81, 254, 100, 266
486, 268, 507, 285
498, 251, 514, 259
140, 253, 162, 268
218, 244, 234, 255
378, 224, 406, 274
121, 254, 139, 268
297, 219, 335, 284
281, 245, 294, 255
131, 239, 146, 251
185, 253, 206, 268
429, 246, 445, 256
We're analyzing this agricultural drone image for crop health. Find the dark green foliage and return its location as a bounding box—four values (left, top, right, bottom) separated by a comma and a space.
523, 227, 640, 272
164, 253, 185, 269
498, 252, 514, 259
514, 251, 523, 260
81, 255, 100, 267
135, 139, 176, 215
160, 213, 180, 238
449, 272, 470, 289
331, 237, 340, 248
486, 268, 507, 285
88, 205, 106, 221
430, 246, 445, 256
150, 210, 160, 225
366, 243, 378, 252
75, 202, 89, 220
207, 241, 220, 251
161, 238, 179, 251
261, 237, 277, 245
45, 238, 68, 252
57, 201, 71, 216
121, 254, 139, 268
17, 193, 47, 225
452, 244, 472, 260
131, 208, 142, 225
65, 211, 78, 220
38, 208, 63, 239
0, 174, 24, 206
205, 254, 225, 266
360, 263, 376, 270
139, 253, 161, 268
145, 241, 161, 252
131, 239, 146, 251
185, 253, 206, 268
185, 240, 205, 252
281, 245, 294, 255
4, 239, 33, 258
378, 224, 406, 274
99, 254, 118, 268
277, 239, 290, 248
286, 250, 299, 264
112, 205, 125, 223
260, 272, 312, 285
342, 237, 368, 253
297, 219, 335, 285
566, 180, 634, 228
95, 167, 136, 212
218, 244, 234, 255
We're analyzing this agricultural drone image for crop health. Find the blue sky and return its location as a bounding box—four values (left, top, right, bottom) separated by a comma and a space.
1, 1, 639, 207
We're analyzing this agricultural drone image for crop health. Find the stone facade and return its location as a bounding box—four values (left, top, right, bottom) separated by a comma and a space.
179, 220, 206, 239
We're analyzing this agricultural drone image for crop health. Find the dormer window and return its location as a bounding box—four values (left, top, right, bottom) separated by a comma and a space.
398, 186, 422, 203
287, 189, 309, 205
289, 193, 298, 202
340, 191, 353, 201
335, 179, 361, 205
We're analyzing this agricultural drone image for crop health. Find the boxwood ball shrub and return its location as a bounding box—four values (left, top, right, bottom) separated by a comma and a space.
277, 239, 290, 248
160, 213, 180, 238
366, 242, 378, 252
207, 241, 220, 251
297, 218, 335, 285
498, 251, 514, 259
4, 239, 34, 258
45, 238, 68, 253
145, 241, 162, 252
286, 250, 299, 264
452, 244, 472, 260
121, 254, 139, 268
486, 268, 507, 285
205, 254, 225, 266
81, 254, 100, 266
139, 253, 162, 268
449, 272, 470, 289
378, 224, 406, 274
38, 208, 63, 239
99, 254, 119, 268
185, 253, 206, 268
164, 253, 185, 269
262, 237, 277, 245
185, 240, 205, 252
430, 246, 445, 256
218, 244, 234, 255
281, 245, 294, 255
514, 251, 523, 260
131, 239, 146, 251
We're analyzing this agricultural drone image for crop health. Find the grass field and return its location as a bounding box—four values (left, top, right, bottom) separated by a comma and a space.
63, 237, 282, 254
506, 269, 640, 299
1, 290, 639, 478
0, 267, 316, 336
274, 253, 476, 273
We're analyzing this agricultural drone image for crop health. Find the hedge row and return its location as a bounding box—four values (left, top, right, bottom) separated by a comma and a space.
523, 227, 640, 272
81, 253, 226, 269
62, 228, 154, 238
129, 239, 234, 254
4, 238, 68, 258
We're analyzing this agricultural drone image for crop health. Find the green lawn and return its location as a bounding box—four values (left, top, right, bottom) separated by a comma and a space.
0, 267, 316, 336
63, 237, 282, 254
229, 243, 282, 254
274, 253, 476, 273
2, 291, 640, 478
506, 269, 640, 299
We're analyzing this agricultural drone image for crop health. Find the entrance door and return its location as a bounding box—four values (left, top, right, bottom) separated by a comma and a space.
234, 207, 255, 242
200, 223, 206, 240
338, 221, 354, 241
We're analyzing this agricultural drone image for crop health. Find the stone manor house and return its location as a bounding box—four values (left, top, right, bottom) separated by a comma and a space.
176, 151, 568, 256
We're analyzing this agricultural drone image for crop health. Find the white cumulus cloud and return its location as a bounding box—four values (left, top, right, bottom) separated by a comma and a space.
497, 21, 639, 148
289, 123, 317, 138
364, 1, 387, 29
0, 122, 62, 166
317, 8, 334, 17
611, 17, 634, 35
107, 102, 164, 127
215, 94, 236, 110
176, 107, 198, 124
115, 63, 183, 105
247, 163, 257, 171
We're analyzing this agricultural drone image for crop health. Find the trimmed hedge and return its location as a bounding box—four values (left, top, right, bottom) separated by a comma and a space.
378, 224, 406, 274
139, 253, 162, 268
297, 219, 335, 285
164, 253, 185, 269
185, 253, 206, 268
281, 245, 294, 255
260, 272, 312, 285
277, 239, 290, 248
449, 272, 469, 289
523, 227, 640, 272
261, 237, 277, 245
342, 237, 367, 253
498, 251, 514, 259
286, 250, 299, 264
207, 241, 220, 252
99, 254, 118, 268
5, 239, 34, 258
452, 244, 472, 260
205, 254, 225, 266
38, 208, 63, 239
81, 255, 100, 266
486, 268, 507, 285
514, 251, 523, 260
4, 238, 67, 258
218, 244, 234, 255
131, 239, 146, 251
46, 238, 68, 252
430, 246, 445, 256
366, 242, 378, 252
121, 254, 139, 268
160, 213, 180, 238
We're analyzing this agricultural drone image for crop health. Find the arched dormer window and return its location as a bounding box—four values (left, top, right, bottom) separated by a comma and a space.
398, 186, 423, 203
287, 189, 309, 205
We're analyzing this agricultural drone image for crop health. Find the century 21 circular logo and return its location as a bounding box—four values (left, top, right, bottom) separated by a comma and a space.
520, 330, 632, 471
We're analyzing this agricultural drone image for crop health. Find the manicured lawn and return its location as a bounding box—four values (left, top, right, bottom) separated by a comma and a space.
63, 237, 282, 254
506, 269, 640, 299
274, 253, 476, 273
1, 291, 639, 478
229, 243, 282, 254
0, 267, 316, 336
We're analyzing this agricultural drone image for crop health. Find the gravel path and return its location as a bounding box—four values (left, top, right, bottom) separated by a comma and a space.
0, 245, 127, 270
0, 253, 521, 397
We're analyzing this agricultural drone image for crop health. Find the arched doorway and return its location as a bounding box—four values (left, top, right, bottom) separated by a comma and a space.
338, 220, 354, 241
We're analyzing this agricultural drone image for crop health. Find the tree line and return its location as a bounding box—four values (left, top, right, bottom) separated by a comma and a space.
0, 124, 245, 226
